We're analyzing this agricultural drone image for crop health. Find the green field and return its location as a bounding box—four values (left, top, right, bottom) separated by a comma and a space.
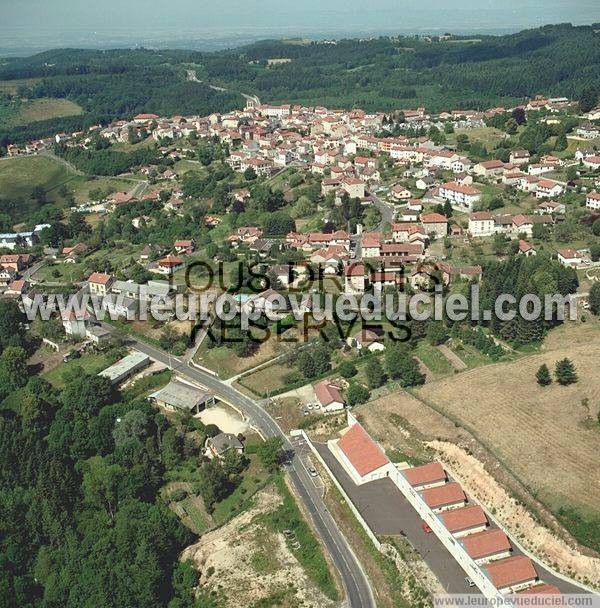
0, 155, 72, 201
43, 352, 114, 388
0, 155, 141, 225
10, 98, 83, 126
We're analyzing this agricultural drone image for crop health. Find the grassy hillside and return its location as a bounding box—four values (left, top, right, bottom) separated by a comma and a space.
0, 97, 83, 126
0, 155, 137, 226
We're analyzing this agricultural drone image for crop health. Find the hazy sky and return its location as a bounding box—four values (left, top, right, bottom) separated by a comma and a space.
1, 0, 600, 54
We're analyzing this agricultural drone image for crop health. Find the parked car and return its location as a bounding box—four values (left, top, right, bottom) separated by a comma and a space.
308, 467, 318, 477
421, 521, 432, 534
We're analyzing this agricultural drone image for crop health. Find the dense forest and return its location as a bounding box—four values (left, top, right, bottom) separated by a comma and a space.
1, 23, 599, 146
0, 49, 242, 145
0, 300, 209, 608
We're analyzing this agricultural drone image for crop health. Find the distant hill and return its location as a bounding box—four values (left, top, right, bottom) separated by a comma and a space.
0, 24, 599, 145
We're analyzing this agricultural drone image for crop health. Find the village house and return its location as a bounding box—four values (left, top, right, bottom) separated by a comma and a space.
341, 176, 366, 199
519, 240, 537, 257
468, 212, 496, 237
415, 175, 435, 190
557, 248, 588, 268
509, 149, 530, 166
361, 233, 382, 258
536, 200, 565, 215
391, 184, 412, 201
344, 263, 367, 294
535, 179, 564, 199
155, 254, 184, 274
527, 163, 556, 176
0, 254, 30, 273
313, 379, 346, 413
576, 122, 600, 140
583, 155, 600, 171
5, 279, 28, 296
87, 272, 114, 295
207, 433, 244, 459
473, 159, 506, 179
347, 328, 385, 352
586, 191, 600, 211
421, 213, 448, 239
62, 243, 88, 263
174, 239, 195, 255
61, 309, 91, 339
438, 182, 482, 211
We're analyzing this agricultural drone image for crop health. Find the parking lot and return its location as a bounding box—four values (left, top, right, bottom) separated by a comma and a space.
314, 442, 481, 595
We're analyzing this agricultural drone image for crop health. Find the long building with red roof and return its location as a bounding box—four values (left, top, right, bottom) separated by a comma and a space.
330, 423, 390, 485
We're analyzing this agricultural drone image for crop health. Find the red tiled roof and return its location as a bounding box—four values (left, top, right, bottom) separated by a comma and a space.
403, 462, 446, 487
313, 379, 344, 407
88, 272, 113, 285
461, 528, 512, 560
337, 424, 389, 477
345, 263, 365, 277
158, 254, 184, 266
485, 555, 537, 589
442, 181, 481, 196
421, 213, 447, 224
441, 505, 488, 533
421, 482, 466, 509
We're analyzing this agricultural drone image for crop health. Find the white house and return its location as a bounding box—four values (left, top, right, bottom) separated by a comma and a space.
586, 191, 600, 210
439, 182, 482, 211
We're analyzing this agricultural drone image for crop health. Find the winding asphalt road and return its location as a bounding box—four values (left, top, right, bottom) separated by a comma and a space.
110, 329, 375, 608
367, 191, 396, 232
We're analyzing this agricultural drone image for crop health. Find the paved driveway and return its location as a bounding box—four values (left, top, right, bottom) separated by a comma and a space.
315, 443, 477, 594
315, 443, 593, 596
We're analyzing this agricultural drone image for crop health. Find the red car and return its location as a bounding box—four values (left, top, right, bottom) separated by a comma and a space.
421, 521, 432, 534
